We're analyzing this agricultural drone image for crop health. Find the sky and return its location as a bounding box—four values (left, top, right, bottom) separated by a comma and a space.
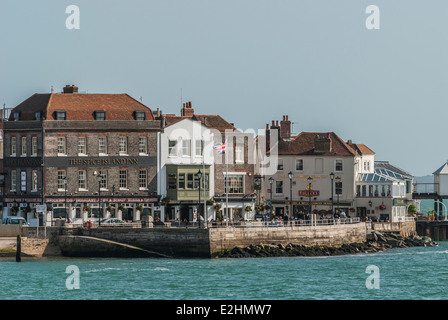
1, 0, 448, 177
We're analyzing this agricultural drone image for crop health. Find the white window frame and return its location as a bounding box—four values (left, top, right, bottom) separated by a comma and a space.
182, 139, 191, 157
31, 136, 37, 156
139, 137, 148, 155
78, 170, 87, 191
11, 136, 16, 156
21, 136, 27, 156
10, 170, 16, 191
119, 170, 128, 190
78, 137, 87, 156
295, 159, 304, 171
335, 159, 343, 172
235, 144, 244, 163
98, 137, 108, 155
58, 137, 66, 156
195, 140, 204, 157
119, 137, 128, 155
168, 140, 177, 157
57, 170, 67, 191
139, 169, 148, 190
31, 170, 38, 192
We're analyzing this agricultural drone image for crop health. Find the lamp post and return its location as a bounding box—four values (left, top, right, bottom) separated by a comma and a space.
93, 171, 106, 226
330, 172, 335, 216
307, 176, 313, 216
288, 171, 293, 223
335, 175, 341, 214
197, 169, 202, 228
63, 177, 67, 221
269, 177, 274, 215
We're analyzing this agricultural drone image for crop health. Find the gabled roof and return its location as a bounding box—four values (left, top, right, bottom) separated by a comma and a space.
433, 161, 448, 175
352, 143, 375, 155
10, 92, 155, 121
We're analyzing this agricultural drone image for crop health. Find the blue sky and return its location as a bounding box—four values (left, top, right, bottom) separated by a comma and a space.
1, 0, 447, 177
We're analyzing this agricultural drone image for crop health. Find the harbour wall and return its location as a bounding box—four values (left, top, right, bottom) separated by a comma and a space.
21, 223, 369, 258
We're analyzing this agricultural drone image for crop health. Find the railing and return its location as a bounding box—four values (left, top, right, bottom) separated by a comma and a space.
413, 183, 438, 194
164, 217, 361, 228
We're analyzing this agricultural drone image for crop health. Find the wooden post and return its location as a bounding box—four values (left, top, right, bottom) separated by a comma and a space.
16, 235, 21, 262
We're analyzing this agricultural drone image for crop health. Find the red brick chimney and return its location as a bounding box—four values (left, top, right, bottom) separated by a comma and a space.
280, 115, 291, 140
181, 101, 194, 117
63, 84, 78, 94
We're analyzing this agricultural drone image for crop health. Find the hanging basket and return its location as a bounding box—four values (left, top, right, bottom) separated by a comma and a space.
379, 205, 386, 210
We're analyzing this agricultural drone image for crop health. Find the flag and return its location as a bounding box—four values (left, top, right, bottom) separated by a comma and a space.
213, 142, 226, 154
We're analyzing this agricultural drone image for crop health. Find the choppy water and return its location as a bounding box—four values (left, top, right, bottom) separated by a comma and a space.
1, 241, 448, 300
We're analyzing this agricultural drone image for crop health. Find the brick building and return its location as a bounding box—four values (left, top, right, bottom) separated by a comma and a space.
3, 85, 161, 225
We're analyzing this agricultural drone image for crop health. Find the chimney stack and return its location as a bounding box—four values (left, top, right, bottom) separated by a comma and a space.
181, 101, 194, 117
63, 84, 78, 94
280, 114, 291, 140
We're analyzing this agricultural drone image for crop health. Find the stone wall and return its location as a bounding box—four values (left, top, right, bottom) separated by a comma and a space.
208, 223, 367, 256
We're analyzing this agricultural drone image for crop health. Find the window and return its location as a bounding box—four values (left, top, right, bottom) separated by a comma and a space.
139, 137, 148, 154
58, 137, 66, 155
295, 159, 304, 171
168, 173, 177, 189
34, 111, 42, 120
182, 139, 191, 157
20, 171, 26, 192
195, 140, 204, 157
78, 170, 87, 190
119, 137, 127, 154
356, 185, 361, 197
94, 111, 106, 120
21, 136, 27, 156
139, 170, 147, 189
98, 137, 107, 155
225, 175, 244, 194
98, 170, 107, 189
168, 140, 177, 157
235, 145, 244, 163
31, 170, 38, 191
11, 137, 16, 156
187, 173, 194, 189
277, 159, 284, 171
178, 173, 185, 189
335, 160, 343, 172
335, 181, 343, 195
11, 170, 16, 191
78, 137, 87, 155
32, 137, 37, 156
134, 111, 146, 120
54, 111, 66, 120
57, 170, 67, 190
119, 170, 127, 189
12, 112, 20, 121
369, 185, 374, 197
275, 181, 283, 194
362, 185, 367, 197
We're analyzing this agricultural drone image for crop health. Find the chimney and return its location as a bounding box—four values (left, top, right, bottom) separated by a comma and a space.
280, 115, 291, 140
181, 101, 194, 117
314, 134, 332, 154
271, 119, 280, 141
63, 84, 78, 94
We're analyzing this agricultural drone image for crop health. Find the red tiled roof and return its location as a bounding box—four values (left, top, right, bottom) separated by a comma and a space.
10, 92, 154, 121
352, 143, 375, 155
271, 132, 356, 156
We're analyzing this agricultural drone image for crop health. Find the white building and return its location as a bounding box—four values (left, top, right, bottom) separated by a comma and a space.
157, 117, 216, 222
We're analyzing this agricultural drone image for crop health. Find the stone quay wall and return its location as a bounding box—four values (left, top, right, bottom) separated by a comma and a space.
17, 222, 368, 258
209, 223, 367, 256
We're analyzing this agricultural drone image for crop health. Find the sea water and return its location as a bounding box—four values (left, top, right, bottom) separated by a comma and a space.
1, 241, 448, 300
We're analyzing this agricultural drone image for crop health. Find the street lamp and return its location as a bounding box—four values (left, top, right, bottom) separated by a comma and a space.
288, 171, 293, 223
307, 176, 313, 216
63, 177, 67, 221
269, 177, 274, 215
335, 175, 341, 214
330, 172, 335, 216
93, 171, 106, 226
197, 169, 202, 228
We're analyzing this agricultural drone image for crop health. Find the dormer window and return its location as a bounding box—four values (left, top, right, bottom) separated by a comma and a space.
134, 111, 146, 120
12, 112, 20, 121
94, 111, 106, 120
34, 111, 42, 120
54, 110, 67, 120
